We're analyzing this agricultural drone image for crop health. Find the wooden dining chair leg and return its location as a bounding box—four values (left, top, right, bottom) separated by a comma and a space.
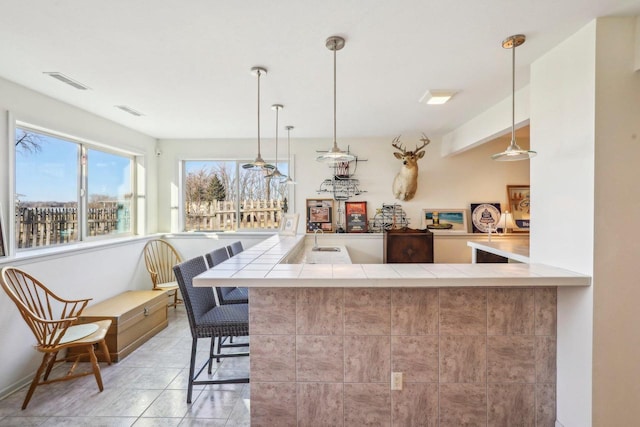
22, 354, 51, 410
43, 351, 58, 381
98, 340, 112, 365
87, 345, 104, 391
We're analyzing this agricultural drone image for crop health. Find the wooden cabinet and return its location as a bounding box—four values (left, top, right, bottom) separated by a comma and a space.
476, 249, 508, 263
69, 290, 168, 362
383, 228, 434, 263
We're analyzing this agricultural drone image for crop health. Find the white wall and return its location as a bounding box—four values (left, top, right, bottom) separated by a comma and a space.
530, 21, 596, 427
0, 77, 158, 398
591, 17, 640, 426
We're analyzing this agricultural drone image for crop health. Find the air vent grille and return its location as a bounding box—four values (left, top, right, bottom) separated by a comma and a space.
43, 72, 90, 90
115, 105, 144, 116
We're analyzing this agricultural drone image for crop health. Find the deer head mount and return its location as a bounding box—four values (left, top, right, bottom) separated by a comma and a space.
391, 133, 430, 201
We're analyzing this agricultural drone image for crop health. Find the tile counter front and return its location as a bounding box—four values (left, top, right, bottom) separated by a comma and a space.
193, 235, 589, 426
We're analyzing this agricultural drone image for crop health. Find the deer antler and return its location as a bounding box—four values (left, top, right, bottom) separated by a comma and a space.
391, 136, 405, 153
415, 133, 431, 153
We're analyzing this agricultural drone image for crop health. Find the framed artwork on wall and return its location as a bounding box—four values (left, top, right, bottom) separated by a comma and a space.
279, 213, 300, 235
306, 199, 334, 233
345, 201, 367, 233
421, 209, 468, 232
507, 185, 530, 232
470, 203, 501, 233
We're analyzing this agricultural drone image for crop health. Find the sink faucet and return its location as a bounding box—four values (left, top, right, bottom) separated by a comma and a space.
313, 228, 324, 249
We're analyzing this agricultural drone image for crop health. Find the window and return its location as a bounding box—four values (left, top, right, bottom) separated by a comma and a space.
183, 160, 289, 231
15, 127, 135, 249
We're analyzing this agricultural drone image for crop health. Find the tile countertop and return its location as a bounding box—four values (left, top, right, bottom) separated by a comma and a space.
192, 234, 591, 288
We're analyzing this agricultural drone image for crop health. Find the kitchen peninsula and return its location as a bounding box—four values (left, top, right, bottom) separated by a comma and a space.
194, 234, 589, 426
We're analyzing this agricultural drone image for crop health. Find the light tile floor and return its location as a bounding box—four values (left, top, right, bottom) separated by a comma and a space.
0, 306, 250, 426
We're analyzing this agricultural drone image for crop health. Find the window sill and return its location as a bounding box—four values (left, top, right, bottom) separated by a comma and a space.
0, 235, 155, 267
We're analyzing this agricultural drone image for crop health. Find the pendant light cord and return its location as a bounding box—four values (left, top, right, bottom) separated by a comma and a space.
275, 106, 279, 165
257, 70, 262, 157
333, 42, 337, 147
511, 41, 516, 145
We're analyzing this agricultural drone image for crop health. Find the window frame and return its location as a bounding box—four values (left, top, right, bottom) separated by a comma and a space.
180, 158, 292, 232
11, 121, 138, 253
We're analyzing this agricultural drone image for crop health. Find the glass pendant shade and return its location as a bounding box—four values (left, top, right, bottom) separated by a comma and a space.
492, 34, 537, 162
317, 36, 356, 164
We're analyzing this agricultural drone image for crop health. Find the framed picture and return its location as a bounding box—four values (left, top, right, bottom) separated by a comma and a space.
306, 199, 334, 233
345, 201, 367, 233
507, 185, 530, 232
279, 213, 300, 235
470, 203, 501, 233
421, 209, 468, 232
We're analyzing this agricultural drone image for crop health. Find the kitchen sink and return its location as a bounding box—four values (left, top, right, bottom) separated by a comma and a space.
311, 246, 341, 252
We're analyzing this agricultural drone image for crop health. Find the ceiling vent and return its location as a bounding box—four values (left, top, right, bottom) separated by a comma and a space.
43, 72, 90, 90
115, 105, 144, 116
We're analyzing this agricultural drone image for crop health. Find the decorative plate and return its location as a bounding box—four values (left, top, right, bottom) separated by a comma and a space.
470, 203, 501, 233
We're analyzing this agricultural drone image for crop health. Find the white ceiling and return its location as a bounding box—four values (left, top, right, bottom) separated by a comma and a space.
1, 0, 639, 140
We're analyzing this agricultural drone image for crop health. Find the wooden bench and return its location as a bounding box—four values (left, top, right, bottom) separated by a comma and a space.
70, 290, 168, 362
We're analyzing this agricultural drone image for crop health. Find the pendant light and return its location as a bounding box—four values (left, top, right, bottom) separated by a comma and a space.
243, 66, 274, 171
267, 104, 285, 179
491, 34, 537, 161
317, 36, 356, 163
284, 125, 296, 185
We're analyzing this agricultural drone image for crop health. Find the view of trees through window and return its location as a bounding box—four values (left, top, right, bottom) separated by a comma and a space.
14, 127, 134, 249
184, 160, 289, 231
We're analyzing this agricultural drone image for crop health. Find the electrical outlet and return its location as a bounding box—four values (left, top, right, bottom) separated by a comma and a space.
391, 372, 403, 390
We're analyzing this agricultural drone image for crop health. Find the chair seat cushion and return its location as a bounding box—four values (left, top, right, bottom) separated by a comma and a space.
195, 303, 249, 338
220, 287, 249, 304
155, 281, 179, 291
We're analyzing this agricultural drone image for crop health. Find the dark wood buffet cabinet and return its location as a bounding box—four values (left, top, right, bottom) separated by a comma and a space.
383, 227, 434, 263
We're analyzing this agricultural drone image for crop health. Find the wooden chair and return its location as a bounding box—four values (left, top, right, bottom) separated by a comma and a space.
0, 267, 112, 410
143, 239, 183, 308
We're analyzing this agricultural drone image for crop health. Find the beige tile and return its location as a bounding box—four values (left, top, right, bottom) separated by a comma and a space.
391, 288, 438, 335
251, 382, 296, 427
487, 336, 536, 383
297, 383, 343, 427
440, 288, 487, 335
344, 288, 391, 335
439, 383, 487, 427
392, 383, 438, 427
487, 288, 534, 335
250, 335, 295, 382
297, 335, 344, 382
391, 336, 438, 383
249, 288, 296, 335
536, 383, 556, 427
345, 335, 390, 383
536, 336, 557, 383
297, 288, 344, 335
344, 383, 391, 426
440, 335, 486, 383
535, 288, 557, 336
487, 383, 535, 427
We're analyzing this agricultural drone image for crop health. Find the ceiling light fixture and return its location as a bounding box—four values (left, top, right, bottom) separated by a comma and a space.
43, 72, 90, 90
317, 36, 356, 164
243, 67, 273, 171
491, 34, 537, 161
267, 104, 285, 180
284, 125, 296, 185
419, 90, 456, 105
